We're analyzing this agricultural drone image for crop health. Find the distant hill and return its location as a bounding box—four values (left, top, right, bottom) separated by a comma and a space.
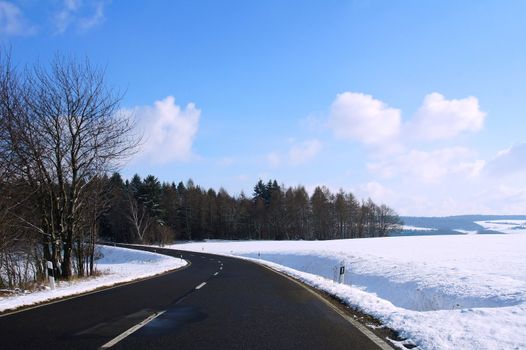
392, 215, 526, 237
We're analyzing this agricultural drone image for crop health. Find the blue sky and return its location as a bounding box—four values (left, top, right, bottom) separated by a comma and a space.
3, 0, 526, 215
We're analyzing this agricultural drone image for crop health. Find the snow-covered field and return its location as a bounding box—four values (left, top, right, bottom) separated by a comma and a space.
453, 229, 478, 234
170, 234, 526, 350
0, 245, 186, 313
476, 219, 526, 234
401, 225, 437, 232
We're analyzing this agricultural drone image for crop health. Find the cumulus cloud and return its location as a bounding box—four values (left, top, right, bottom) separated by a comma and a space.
0, 1, 36, 36
484, 143, 526, 176
132, 96, 201, 163
327, 91, 485, 146
329, 92, 401, 145
54, 0, 106, 34
409, 92, 486, 140
318, 90, 525, 215
288, 139, 322, 165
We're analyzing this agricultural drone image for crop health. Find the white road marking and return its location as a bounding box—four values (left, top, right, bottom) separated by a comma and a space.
100, 310, 166, 349
213, 272, 219, 276
219, 267, 223, 270
195, 282, 207, 290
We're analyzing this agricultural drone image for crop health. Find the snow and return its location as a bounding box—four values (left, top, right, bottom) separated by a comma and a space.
170, 235, 526, 350
476, 219, 526, 234
453, 229, 478, 234
401, 225, 437, 231
0, 245, 186, 313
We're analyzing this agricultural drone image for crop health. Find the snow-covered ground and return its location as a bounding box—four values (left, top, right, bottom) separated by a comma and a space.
0, 245, 186, 314
401, 225, 437, 232
476, 219, 526, 234
170, 234, 526, 350
453, 229, 478, 234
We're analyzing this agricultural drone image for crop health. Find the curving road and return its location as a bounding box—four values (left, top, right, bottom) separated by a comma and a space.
0, 245, 392, 349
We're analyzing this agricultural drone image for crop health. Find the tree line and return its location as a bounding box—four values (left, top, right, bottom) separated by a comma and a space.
100, 176, 402, 244
0, 52, 401, 291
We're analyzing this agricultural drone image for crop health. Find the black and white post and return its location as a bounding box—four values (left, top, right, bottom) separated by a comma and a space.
338, 262, 345, 284
46, 261, 56, 290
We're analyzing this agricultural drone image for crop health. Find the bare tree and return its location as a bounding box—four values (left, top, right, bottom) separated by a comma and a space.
75, 176, 111, 276
376, 204, 402, 237
1, 54, 139, 279
126, 189, 153, 243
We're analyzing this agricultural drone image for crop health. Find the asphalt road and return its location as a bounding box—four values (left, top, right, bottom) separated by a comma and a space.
0, 245, 390, 349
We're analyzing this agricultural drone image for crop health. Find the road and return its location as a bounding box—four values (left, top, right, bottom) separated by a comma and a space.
0, 245, 391, 349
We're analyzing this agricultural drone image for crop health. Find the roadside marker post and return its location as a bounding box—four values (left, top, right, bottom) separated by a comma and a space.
46, 261, 56, 290
338, 263, 345, 284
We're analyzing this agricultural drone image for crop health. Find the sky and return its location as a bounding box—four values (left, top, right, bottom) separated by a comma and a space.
2, 0, 526, 216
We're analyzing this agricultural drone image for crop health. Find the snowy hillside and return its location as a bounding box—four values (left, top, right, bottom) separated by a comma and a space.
396, 215, 526, 236
0, 245, 186, 313
171, 235, 526, 350
476, 219, 526, 234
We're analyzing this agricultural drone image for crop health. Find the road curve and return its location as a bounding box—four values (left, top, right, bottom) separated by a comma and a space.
0, 245, 391, 349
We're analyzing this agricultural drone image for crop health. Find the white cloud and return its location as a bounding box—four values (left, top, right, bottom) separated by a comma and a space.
368, 147, 478, 184
364, 144, 526, 215
476, 185, 526, 214
79, 2, 105, 30
327, 91, 485, 146
358, 181, 396, 204
0, 1, 36, 36
132, 96, 201, 164
484, 143, 526, 177
288, 139, 322, 165
316, 90, 525, 215
266, 139, 322, 168
329, 92, 401, 145
409, 92, 486, 140
54, 0, 106, 34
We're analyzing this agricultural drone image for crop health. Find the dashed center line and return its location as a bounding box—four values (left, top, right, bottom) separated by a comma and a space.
213, 272, 219, 276
100, 310, 166, 349
195, 282, 207, 290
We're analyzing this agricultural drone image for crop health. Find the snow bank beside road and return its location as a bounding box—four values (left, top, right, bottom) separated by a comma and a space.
171, 235, 526, 350
0, 245, 186, 314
